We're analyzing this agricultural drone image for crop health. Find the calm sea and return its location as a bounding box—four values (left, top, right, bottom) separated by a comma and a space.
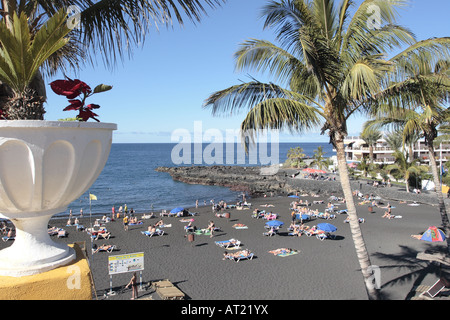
61, 142, 335, 217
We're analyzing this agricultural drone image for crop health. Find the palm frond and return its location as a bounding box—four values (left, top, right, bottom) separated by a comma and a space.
390, 37, 450, 78
203, 80, 320, 117
0, 9, 70, 94
234, 39, 301, 86
341, 54, 392, 100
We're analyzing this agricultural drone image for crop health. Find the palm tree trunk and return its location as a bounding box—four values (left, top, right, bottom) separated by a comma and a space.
335, 133, 381, 300
426, 143, 450, 255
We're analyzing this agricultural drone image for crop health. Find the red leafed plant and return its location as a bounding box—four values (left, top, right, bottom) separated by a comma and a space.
50, 78, 112, 122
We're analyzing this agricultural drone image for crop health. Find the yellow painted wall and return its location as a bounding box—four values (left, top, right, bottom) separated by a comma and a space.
0, 244, 93, 300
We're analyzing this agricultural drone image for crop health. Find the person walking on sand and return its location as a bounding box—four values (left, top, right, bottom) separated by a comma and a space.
123, 215, 129, 231
125, 272, 138, 300
79, 208, 83, 217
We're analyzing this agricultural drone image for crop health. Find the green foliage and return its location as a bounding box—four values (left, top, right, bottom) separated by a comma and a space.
285, 147, 306, 168
0, 9, 71, 95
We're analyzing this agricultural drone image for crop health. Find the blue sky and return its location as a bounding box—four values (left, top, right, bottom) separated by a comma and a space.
44, 0, 450, 143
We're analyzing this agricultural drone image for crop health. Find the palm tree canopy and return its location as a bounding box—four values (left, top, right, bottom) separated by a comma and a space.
203, 0, 437, 146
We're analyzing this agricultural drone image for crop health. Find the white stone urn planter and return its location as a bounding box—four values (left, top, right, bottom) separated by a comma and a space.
0, 120, 116, 277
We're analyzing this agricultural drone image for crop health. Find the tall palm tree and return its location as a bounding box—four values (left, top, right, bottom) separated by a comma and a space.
386, 150, 428, 193
361, 127, 382, 163
365, 59, 450, 254
312, 145, 327, 170
203, 0, 449, 299
0, 0, 225, 117
384, 129, 403, 152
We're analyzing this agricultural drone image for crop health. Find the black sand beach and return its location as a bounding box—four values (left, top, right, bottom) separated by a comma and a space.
2, 188, 448, 301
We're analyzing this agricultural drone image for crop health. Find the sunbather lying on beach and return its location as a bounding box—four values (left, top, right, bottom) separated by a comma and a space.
95, 231, 111, 240
92, 244, 115, 253
289, 225, 302, 237
268, 248, 296, 255
48, 226, 59, 235
223, 249, 252, 260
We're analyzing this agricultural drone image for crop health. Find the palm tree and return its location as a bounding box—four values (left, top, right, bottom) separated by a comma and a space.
357, 157, 377, 178
365, 59, 450, 254
286, 146, 306, 168
312, 146, 327, 170
361, 127, 382, 163
0, 0, 225, 117
203, 0, 434, 300
386, 150, 428, 193
384, 129, 403, 152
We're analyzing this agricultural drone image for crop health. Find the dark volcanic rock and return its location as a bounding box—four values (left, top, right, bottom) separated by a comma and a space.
155, 165, 449, 207
155, 165, 291, 196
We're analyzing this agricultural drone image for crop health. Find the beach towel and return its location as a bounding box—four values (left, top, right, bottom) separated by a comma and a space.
195, 229, 211, 236
269, 249, 299, 257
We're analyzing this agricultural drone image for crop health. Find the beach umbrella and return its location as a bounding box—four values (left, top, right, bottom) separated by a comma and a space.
288, 195, 300, 198
170, 207, 184, 214
420, 226, 446, 242
347, 162, 358, 168
265, 220, 284, 228
317, 223, 337, 233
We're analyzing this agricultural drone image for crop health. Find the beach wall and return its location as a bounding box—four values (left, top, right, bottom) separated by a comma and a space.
0, 244, 93, 300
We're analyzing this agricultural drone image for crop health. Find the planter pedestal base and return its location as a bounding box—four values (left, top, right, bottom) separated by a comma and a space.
0, 244, 93, 300
0, 212, 76, 277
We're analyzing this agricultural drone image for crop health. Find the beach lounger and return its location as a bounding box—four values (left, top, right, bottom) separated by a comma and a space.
2, 236, 14, 242
76, 224, 84, 231
420, 278, 449, 299
92, 244, 116, 254
94, 232, 111, 240
263, 230, 277, 236
226, 252, 254, 262
215, 239, 241, 249
141, 230, 164, 237
48, 228, 59, 236
316, 232, 335, 241
57, 229, 67, 238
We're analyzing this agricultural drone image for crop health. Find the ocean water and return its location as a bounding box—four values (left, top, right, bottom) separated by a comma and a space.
62, 142, 335, 217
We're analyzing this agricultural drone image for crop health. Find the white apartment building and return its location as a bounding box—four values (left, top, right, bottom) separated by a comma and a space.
343, 136, 450, 166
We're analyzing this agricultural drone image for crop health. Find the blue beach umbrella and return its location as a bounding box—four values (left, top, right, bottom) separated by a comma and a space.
317, 223, 337, 233
170, 207, 184, 214
265, 220, 284, 228
288, 195, 300, 198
